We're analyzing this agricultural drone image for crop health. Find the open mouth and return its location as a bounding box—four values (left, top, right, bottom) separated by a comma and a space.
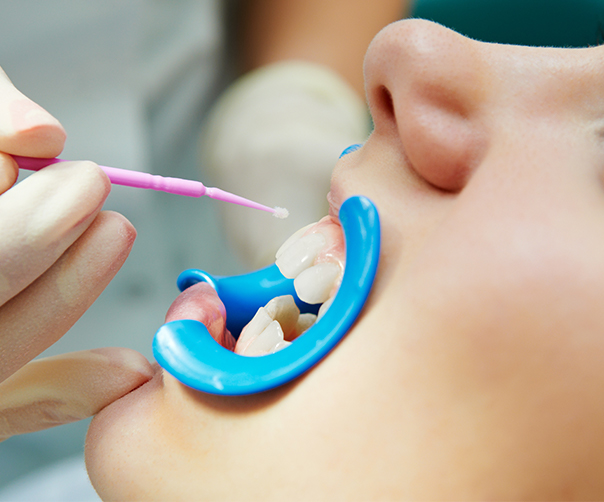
162, 215, 345, 355
235, 214, 346, 355
153, 195, 380, 395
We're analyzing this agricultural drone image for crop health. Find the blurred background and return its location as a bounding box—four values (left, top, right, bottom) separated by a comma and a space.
0, 0, 603, 499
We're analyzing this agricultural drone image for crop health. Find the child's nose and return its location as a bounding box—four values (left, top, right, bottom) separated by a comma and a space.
364, 20, 489, 192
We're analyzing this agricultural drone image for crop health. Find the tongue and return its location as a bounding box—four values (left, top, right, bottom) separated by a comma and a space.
165, 282, 236, 350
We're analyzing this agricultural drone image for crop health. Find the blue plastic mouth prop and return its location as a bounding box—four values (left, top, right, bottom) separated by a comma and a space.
153, 195, 380, 395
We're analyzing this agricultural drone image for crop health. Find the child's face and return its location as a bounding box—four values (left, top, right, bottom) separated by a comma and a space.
86, 20, 604, 500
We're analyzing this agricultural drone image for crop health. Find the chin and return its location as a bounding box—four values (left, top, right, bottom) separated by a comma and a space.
85, 364, 167, 500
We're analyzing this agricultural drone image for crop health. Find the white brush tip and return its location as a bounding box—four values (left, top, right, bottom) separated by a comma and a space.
273, 207, 289, 219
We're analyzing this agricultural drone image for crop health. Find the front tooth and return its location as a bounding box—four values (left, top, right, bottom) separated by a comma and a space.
317, 297, 334, 320
265, 295, 299, 338
236, 295, 302, 354
235, 307, 273, 354
271, 340, 291, 353
294, 263, 341, 304
243, 320, 284, 356
276, 233, 326, 279
275, 223, 315, 260
293, 313, 317, 339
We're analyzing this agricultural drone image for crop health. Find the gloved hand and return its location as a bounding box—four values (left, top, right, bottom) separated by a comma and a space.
0, 66, 152, 441
201, 61, 370, 268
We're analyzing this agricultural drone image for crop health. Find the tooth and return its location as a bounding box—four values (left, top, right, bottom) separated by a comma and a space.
294, 263, 341, 304
235, 295, 302, 355
265, 295, 299, 338
275, 223, 315, 260
293, 313, 316, 339
276, 233, 326, 279
242, 320, 284, 356
271, 340, 291, 353
317, 297, 334, 320
235, 307, 273, 354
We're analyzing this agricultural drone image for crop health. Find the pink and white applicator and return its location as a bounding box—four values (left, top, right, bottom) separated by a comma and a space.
13, 156, 289, 219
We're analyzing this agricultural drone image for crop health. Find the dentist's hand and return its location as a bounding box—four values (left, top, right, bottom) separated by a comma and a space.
0, 67, 153, 441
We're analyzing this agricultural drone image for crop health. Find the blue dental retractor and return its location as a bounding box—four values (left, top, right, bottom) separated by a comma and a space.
153, 195, 380, 395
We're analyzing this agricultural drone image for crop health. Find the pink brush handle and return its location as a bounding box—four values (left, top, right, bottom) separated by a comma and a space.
13, 156, 207, 197
13, 156, 276, 213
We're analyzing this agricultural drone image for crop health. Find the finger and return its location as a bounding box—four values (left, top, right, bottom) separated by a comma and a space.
0, 151, 18, 194
0, 348, 153, 441
0, 161, 111, 308
0, 66, 66, 158
0, 211, 136, 382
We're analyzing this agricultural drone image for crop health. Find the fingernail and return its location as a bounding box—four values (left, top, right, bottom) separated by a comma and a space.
91, 348, 155, 379
0, 75, 65, 156
0, 77, 60, 136
10, 98, 63, 132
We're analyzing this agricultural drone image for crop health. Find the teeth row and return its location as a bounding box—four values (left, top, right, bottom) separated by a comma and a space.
235, 295, 317, 356
236, 220, 344, 357
275, 224, 343, 305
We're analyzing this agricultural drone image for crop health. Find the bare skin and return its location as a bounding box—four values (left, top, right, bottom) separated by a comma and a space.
86, 20, 604, 500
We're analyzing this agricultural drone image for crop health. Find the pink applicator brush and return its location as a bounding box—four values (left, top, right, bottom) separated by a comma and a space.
13, 156, 289, 219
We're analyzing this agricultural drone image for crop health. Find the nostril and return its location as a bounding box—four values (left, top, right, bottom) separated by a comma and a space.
369, 85, 396, 129
379, 86, 395, 118
364, 19, 488, 191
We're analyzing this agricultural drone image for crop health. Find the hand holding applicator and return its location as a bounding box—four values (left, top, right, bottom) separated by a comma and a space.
13, 156, 289, 219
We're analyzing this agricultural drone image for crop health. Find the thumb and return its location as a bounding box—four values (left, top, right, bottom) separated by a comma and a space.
0, 152, 18, 194
0, 66, 66, 158
0, 348, 154, 441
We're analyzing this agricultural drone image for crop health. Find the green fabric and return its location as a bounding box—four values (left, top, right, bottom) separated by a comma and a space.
411, 0, 604, 47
